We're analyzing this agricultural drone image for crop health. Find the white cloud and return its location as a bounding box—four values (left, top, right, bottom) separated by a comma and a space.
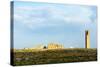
63, 16, 92, 24
14, 4, 96, 29
48, 6, 94, 24
14, 13, 46, 29
15, 6, 48, 11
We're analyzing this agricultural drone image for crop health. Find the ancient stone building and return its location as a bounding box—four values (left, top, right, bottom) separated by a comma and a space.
48, 43, 64, 49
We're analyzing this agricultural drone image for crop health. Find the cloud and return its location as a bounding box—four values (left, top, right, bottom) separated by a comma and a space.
14, 3, 97, 30
63, 16, 92, 24
47, 5, 94, 24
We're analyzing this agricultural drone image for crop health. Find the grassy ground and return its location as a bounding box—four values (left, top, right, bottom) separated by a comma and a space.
11, 48, 97, 66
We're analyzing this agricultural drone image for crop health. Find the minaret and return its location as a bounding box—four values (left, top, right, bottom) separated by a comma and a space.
85, 30, 90, 48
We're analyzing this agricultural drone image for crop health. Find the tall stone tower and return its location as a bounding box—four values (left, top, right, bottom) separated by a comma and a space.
85, 30, 90, 48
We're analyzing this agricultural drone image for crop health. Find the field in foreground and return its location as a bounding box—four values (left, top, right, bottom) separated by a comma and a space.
11, 48, 97, 66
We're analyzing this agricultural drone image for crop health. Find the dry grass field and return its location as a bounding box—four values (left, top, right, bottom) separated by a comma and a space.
11, 48, 97, 66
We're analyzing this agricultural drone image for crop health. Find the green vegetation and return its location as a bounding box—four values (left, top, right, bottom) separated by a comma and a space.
12, 48, 97, 66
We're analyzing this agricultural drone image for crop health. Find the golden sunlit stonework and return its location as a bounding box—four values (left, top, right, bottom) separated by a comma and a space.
23, 43, 64, 50
85, 30, 90, 48
48, 43, 64, 49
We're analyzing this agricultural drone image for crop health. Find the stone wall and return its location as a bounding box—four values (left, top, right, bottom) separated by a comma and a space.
48, 43, 63, 49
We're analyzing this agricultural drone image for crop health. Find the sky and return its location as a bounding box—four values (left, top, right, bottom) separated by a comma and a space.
12, 1, 97, 49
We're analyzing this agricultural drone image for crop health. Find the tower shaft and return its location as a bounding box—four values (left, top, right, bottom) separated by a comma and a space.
85, 30, 90, 48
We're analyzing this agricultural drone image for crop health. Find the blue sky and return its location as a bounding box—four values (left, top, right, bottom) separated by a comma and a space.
13, 1, 97, 49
